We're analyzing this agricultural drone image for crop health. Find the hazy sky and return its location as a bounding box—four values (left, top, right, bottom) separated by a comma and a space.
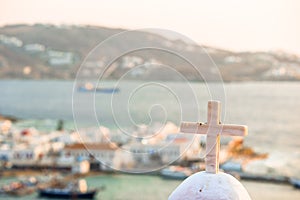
1, 0, 300, 54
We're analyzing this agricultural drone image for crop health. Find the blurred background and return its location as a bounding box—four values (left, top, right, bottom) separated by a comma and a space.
0, 0, 300, 199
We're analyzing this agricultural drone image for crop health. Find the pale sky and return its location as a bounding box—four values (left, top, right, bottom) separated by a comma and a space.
1, 0, 300, 54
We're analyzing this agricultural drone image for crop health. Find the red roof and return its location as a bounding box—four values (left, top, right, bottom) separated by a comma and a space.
65, 143, 118, 151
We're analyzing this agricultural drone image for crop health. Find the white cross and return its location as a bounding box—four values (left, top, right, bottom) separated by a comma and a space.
180, 100, 248, 174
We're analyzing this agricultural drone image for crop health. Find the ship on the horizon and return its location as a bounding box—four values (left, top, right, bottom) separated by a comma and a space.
77, 82, 120, 94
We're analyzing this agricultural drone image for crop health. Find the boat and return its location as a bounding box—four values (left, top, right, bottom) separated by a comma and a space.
6, 187, 36, 196
77, 82, 120, 93
38, 179, 98, 199
290, 178, 300, 189
220, 161, 242, 172
38, 188, 97, 199
160, 166, 193, 180
0, 177, 38, 196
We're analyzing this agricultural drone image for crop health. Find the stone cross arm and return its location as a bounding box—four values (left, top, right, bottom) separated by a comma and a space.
180, 122, 248, 137
179, 101, 248, 174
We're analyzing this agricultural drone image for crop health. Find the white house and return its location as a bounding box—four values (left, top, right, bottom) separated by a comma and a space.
0, 144, 12, 161
56, 155, 75, 168
0, 34, 23, 47
0, 120, 12, 135
61, 143, 118, 171
24, 43, 45, 53
72, 160, 90, 174
55, 131, 81, 145
126, 134, 201, 166
47, 50, 75, 66
11, 143, 49, 166
121, 56, 143, 68
76, 127, 111, 143
126, 142, 181, 165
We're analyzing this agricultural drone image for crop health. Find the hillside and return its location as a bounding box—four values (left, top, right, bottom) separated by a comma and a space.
0, 24, 300, 81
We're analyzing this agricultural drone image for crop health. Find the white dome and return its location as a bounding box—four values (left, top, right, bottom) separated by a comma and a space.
169, 171, 251, 200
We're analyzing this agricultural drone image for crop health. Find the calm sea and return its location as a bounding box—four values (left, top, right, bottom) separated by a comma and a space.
1, 80, 300, 199
0, 80, 300, 173
1, 174, 300, 200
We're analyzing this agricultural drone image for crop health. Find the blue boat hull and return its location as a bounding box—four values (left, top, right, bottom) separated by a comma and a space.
78, 87, 120, 93
38, 189, 97, 199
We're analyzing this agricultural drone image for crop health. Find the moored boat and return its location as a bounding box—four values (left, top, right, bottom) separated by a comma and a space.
38, 179, 98, 199
0, 176, 38, 196
38, 188, 98, 199
290, 178, 300, 189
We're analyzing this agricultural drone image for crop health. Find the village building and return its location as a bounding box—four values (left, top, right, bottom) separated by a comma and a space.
24, 43, 45, 53
72, 159, 90, 174
126, 134, 201, 166
11, 143, 50, 166
0, 34, 23, 47
0, 144, 12, 162
60, 143, 118, 171
47, 50, 75, 66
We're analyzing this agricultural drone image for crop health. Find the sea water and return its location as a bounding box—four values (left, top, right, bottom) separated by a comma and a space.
0, 80, 300, 177
1, 174, 300, 200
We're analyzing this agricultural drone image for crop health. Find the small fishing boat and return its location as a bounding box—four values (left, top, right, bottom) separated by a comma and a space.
290, 178, 300, 189
77, 82, 120, 93
38, 188, 97, 199
0, 177, 38, 196
38, 179, 99, 199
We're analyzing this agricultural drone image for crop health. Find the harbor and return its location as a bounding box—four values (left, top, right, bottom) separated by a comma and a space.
1, 80, 300, 200
1, 173, 300, 200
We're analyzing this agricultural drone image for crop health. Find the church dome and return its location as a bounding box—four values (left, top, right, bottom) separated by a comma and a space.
169, 171, 251, 200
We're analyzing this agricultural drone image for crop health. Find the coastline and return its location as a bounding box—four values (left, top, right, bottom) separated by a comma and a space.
1, 172, 299, 200
0, 168, 295, 186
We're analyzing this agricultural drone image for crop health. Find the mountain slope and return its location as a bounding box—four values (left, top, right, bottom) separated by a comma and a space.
0, 24, 299, 81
